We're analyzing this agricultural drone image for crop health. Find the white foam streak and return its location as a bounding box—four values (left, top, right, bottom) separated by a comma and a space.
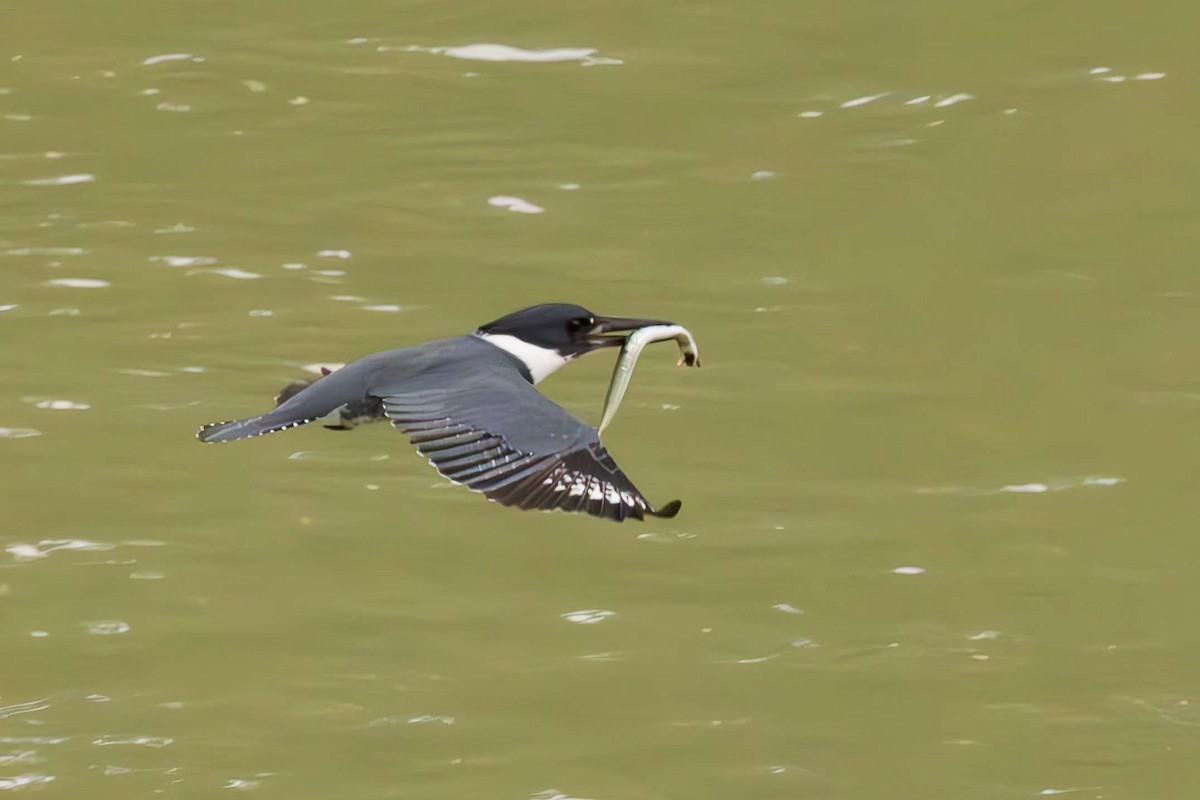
34, 399, 90, 410
561, 609, 614, 624
142, 53, 196, 65
207, 267, 262, 280
840, 92, 889, 109
46, 278, 108, 288
7, 538, 113, 561
0, 427, 41, 438
23, 173, 95, 186
488, 195, 544, 214
431, 44, 620, 66
150, 255, 215, 267
933, 93, 974, 108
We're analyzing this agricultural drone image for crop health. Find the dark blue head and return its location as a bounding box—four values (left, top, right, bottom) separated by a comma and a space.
476, 303, 670, 359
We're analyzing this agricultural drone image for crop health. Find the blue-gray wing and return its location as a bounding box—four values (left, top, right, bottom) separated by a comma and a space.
379, 376, 680, 522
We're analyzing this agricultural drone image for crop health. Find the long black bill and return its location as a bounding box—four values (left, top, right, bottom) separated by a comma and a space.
587, 315, 673, 347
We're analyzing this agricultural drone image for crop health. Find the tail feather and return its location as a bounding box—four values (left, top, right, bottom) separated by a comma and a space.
197, 359, 376, 444
196, 412, 320, 443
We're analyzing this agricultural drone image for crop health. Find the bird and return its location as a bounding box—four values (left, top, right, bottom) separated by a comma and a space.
197, 303, 686, 522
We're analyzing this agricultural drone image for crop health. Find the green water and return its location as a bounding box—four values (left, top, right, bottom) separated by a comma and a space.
5, 1, 1200, 797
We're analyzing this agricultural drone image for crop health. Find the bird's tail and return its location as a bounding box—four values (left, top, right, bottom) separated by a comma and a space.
197, 409, 322, 443
198, 360, 375, 444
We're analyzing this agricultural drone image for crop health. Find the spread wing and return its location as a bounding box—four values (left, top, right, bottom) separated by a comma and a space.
378, 379, 680, 522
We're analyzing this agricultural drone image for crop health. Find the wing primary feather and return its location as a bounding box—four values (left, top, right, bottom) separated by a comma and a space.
409, 425, 471, 445
648, 499, 683, 519
423, 437, 505, 462
409, 429, 490, 451
468, 453, 550, 488
435, 445, 509, 473
397, 418, 456, 433
507, 471, 560, 510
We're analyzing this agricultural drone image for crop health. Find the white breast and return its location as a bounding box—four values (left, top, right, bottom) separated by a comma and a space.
478, 333, 571, 384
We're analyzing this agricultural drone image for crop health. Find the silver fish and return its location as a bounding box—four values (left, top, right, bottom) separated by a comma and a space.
598, 324, 701, 436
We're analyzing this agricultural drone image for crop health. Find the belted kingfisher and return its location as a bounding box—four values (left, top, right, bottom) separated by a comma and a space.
197, 303, 686, 522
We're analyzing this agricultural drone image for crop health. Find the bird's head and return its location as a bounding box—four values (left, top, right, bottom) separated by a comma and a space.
475, 303, 671, 383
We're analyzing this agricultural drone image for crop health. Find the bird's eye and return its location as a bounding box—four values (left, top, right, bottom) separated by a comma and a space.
568, 317, 592, 332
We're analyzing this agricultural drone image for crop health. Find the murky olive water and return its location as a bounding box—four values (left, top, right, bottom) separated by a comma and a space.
5, 1, 1200, 797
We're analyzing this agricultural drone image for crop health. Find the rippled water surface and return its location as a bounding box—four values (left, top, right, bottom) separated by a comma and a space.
5, 1, 1200, 797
